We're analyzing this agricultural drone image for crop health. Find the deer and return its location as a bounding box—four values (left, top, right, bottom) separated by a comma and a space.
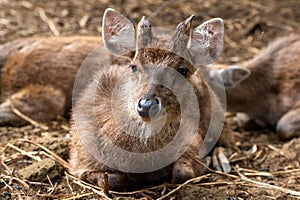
207, 34, 300, 140
0, 36, 115, 126
69, 8, 228, 191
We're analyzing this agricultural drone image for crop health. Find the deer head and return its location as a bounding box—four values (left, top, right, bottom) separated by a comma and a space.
102, 8, 224, 122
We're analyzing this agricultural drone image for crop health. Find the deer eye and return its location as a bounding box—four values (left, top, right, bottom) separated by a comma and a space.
130, 64, 138, 73
178, 67, 188, 76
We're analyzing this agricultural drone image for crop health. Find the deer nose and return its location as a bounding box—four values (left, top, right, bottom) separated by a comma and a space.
136, 97, 161, 119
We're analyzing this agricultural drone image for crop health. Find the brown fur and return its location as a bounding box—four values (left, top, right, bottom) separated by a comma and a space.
69, 9, 226, 191
211, 34, 300, 139
0, 85, 65, 126
0, 36, 114, 125
70, 51, 215, 191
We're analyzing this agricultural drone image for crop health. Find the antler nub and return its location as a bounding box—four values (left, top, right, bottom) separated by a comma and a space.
172, 14, 195, 55
136, 16, 153, 49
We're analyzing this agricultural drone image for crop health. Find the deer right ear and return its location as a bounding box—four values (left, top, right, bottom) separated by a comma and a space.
102, 8, 136, 58
219, 66, 251, 88
188, 18, 224, 65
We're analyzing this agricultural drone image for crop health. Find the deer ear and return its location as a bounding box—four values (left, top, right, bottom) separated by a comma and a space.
188, 18, 224, 65
102, 8, 135, 58
219, 66, 251, 88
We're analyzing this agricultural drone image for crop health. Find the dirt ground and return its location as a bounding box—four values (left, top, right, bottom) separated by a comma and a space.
0, 0, 300, 199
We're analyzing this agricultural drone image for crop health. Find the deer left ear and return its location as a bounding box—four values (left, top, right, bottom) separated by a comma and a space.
102, 8, 136, 59
188, 18, 224, 65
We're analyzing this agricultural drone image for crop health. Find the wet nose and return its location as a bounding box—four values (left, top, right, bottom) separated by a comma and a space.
136, 97, 161, 119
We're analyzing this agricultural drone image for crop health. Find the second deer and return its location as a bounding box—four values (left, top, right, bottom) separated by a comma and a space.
208, 34, 300, 139
0, 36, 114, 126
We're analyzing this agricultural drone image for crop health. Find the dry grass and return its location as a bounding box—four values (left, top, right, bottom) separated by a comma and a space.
1, 124, 300, 199
1, 0, 300, 199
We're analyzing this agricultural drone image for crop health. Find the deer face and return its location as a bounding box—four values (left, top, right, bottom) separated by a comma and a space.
102, 8, 224, 122
130, 55, 189, 122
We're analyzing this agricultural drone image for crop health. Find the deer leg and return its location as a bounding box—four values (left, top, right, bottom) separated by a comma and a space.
172, 154, 195, 183
172, 132, 207, 183
78, 170, 137, 191
77, 169, 170, 191
276, 107, 300, 139
0, 85, 66, 126
0, 100, 22, 126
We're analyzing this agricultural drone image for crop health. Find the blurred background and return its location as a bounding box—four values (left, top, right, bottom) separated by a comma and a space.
0, 0, 299, 64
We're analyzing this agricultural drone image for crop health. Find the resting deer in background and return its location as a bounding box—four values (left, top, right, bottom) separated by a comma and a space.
0, 36, 114, 126
208, 34, 300, 139
70, 8, 227, 191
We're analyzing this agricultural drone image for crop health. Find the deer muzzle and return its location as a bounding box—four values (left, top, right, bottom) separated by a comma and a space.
135, 97, 161, 120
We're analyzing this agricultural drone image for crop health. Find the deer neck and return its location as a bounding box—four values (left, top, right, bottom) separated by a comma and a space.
226, 55, 275, 114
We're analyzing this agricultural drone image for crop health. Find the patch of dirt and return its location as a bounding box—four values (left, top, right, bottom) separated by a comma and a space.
1, 0, 300, 199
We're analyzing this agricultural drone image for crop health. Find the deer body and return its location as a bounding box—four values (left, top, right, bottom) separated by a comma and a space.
70, 9, 225, 190
0, 36, 112, 126
211, 34, 300, 139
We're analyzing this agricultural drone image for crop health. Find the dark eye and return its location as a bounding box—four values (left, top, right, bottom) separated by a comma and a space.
178, 67, 188, 76
130, 64, 138, 73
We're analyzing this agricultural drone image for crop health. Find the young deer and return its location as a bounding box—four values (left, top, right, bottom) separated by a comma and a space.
69, 8, 226, 191
0, 36, 113, 126
208, 34, 300, 139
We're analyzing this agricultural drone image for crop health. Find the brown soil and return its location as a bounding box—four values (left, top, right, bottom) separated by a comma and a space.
1, 0, 300, 199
